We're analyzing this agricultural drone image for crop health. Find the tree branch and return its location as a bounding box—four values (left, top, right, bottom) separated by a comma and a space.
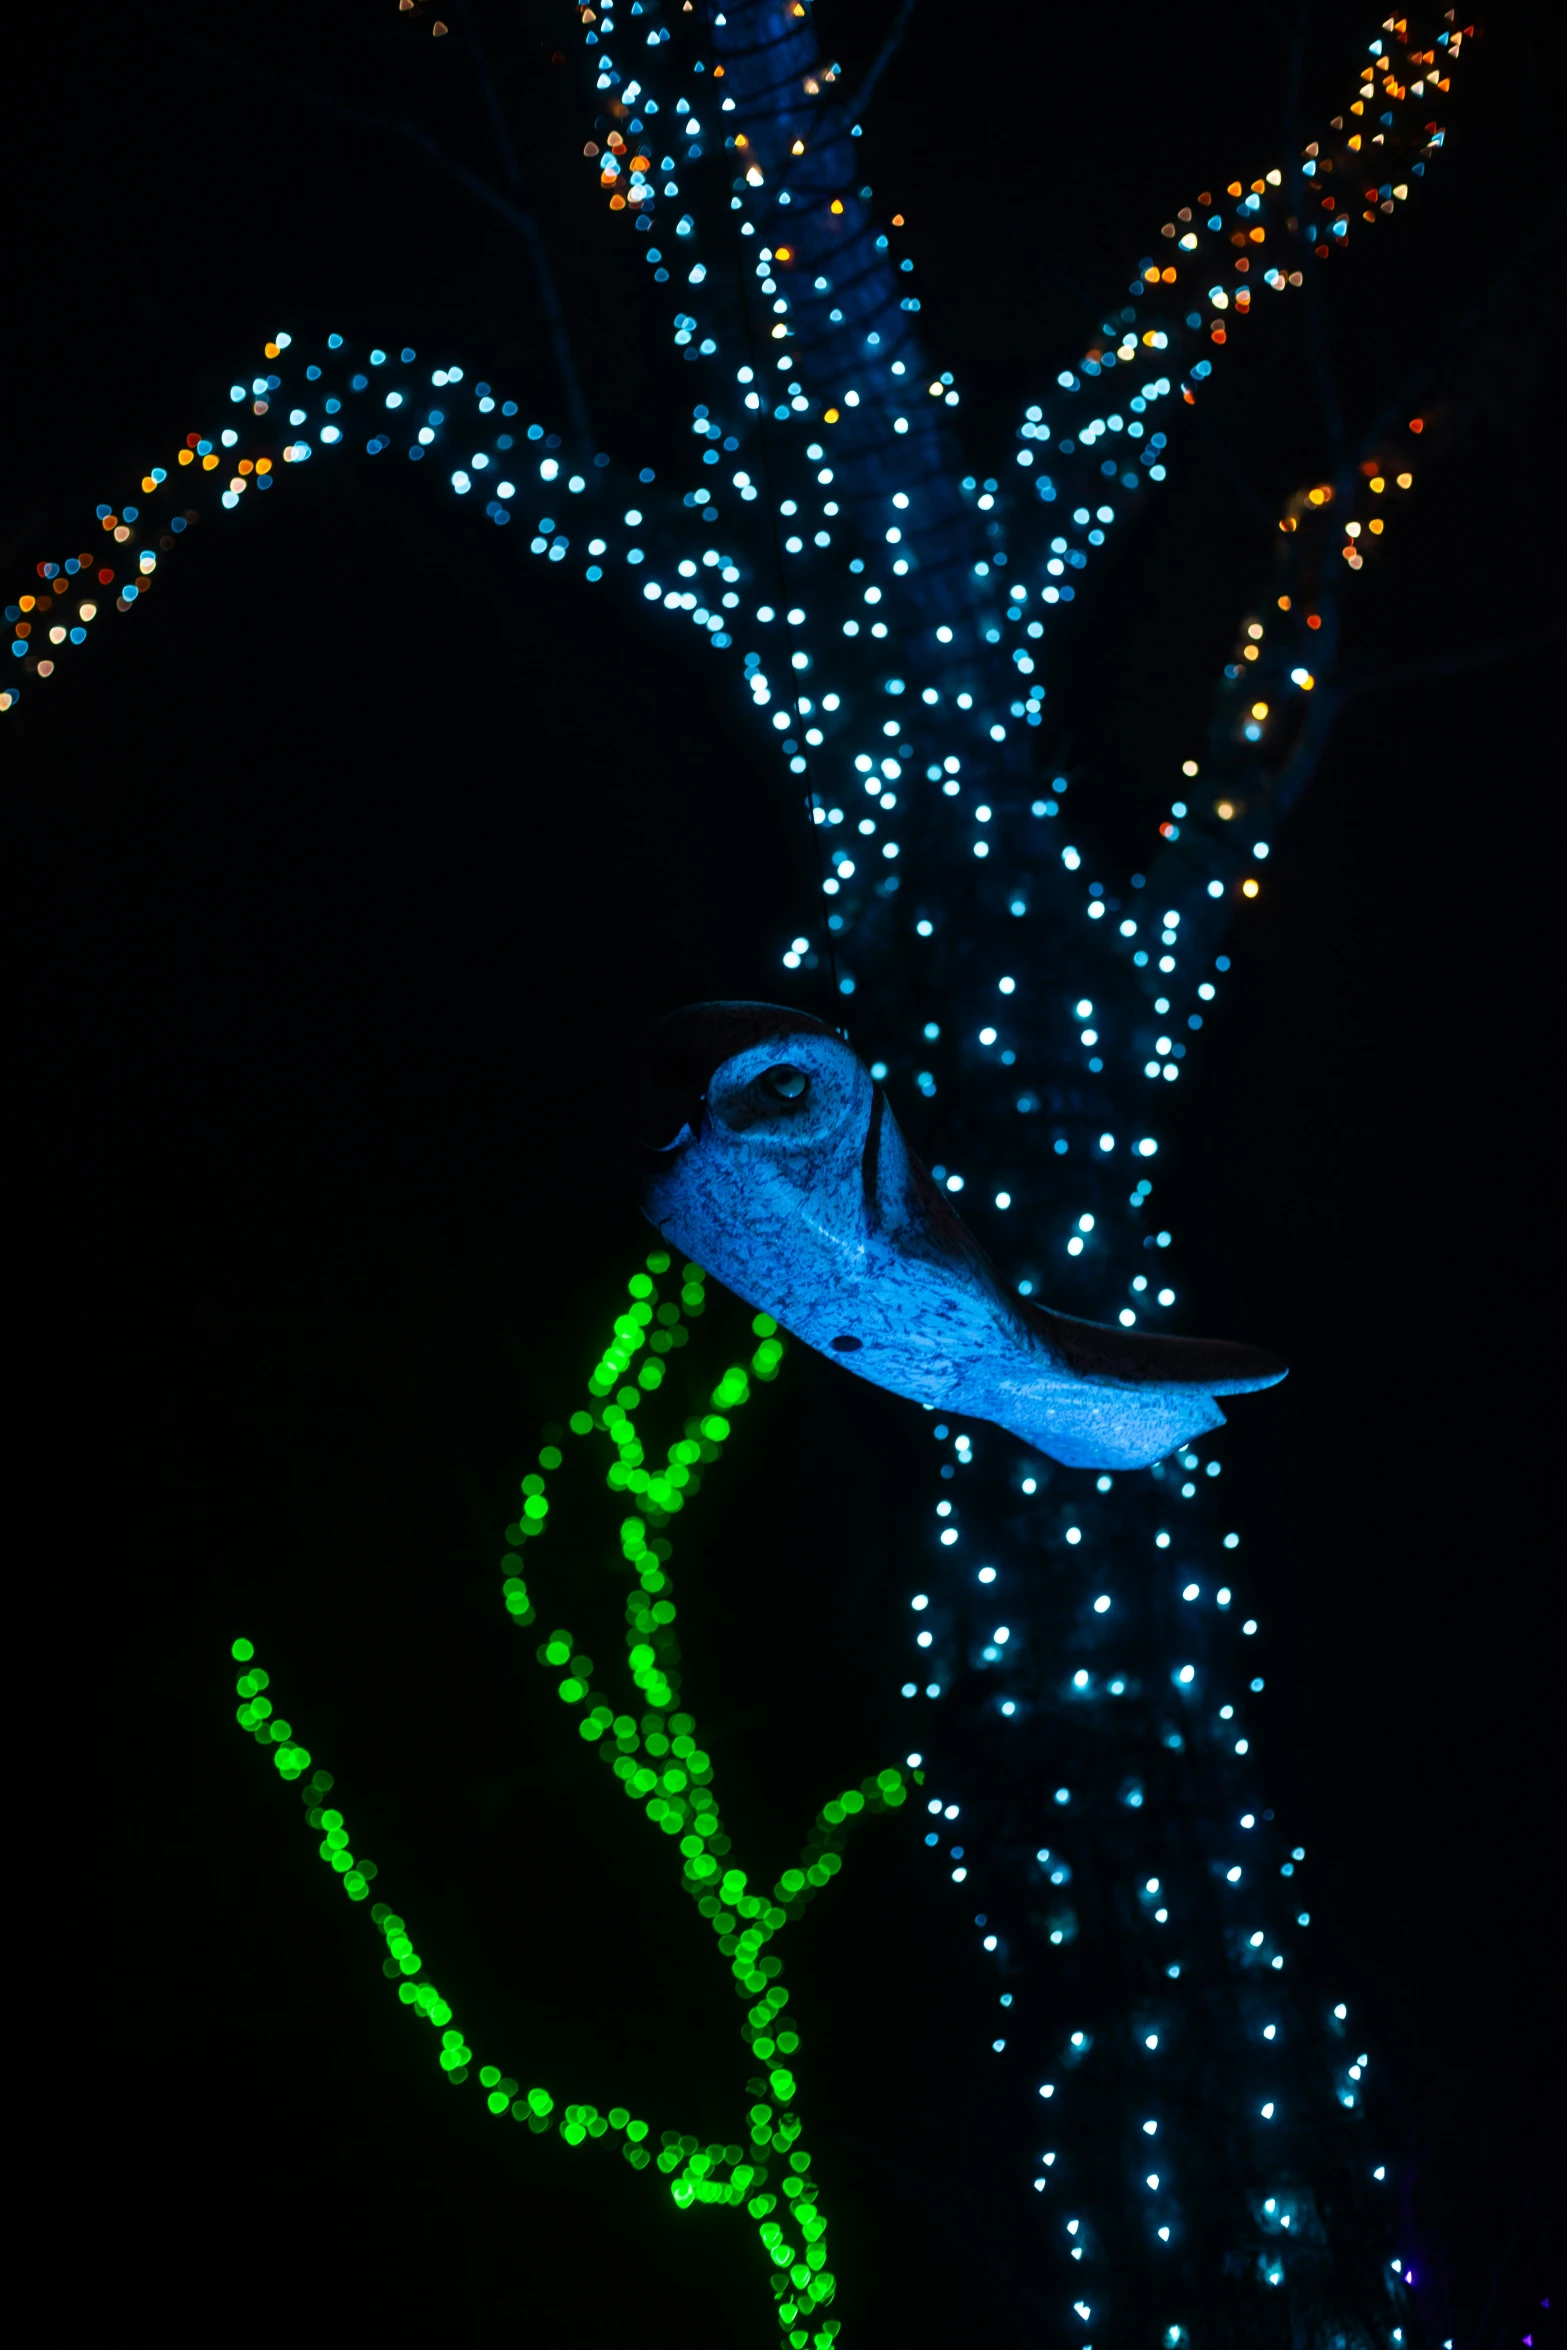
168, 25, 595, 452
1268, 619, 1564, 825
1284, 0, 1347, 470
1337, 619, 1567, 704
837, 0, 920, 128
1353, 196, 1567, 466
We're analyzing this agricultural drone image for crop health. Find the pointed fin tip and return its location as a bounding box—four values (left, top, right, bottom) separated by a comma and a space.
1019, 1298, 1286, 1397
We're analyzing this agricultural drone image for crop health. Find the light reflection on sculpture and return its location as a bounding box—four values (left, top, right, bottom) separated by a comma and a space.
641, 1000, 1285, 1470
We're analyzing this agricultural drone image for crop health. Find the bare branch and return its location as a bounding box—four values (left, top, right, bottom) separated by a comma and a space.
170, 26, 595, 451
837, 0, 920, 128
1354, 199, 1567, 464
1337, 619, 1567, 705
1283, 0, 1347, 469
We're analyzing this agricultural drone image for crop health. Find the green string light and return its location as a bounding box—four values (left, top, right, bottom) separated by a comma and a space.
230, 1247, 912, 2347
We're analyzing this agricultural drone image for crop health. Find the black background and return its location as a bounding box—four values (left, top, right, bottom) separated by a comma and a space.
8, 4, 1561, 2344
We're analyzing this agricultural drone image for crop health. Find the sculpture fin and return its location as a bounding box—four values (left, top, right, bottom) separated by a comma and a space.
994, 1381, 1230, 1473
1018, 1299, 1287, 1397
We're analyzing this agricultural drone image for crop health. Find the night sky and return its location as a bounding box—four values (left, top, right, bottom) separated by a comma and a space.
9, 4, 1561, 2344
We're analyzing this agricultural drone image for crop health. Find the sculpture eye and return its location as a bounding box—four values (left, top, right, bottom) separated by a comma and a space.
760, 1063, 810, 1102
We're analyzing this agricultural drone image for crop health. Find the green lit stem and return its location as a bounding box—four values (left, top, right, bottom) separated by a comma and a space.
229, 1249, 918, 2349
229, 1648, 655, 2129
517, 1253, 896, 2338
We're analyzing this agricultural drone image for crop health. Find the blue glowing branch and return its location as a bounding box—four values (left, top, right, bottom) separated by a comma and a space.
3, 298, 1438, 1271
567, 1, 1461, 638
1010, 14, 1461, 554
10, 2, 1466, 1029
530, 0, 1471, 1100
703, 2, 983, 634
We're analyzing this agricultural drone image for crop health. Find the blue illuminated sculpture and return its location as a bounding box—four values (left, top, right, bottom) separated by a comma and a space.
640, 1000, 1284, 1469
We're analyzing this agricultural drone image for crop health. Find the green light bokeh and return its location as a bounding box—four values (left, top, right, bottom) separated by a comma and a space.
232, 1249, 914, 2345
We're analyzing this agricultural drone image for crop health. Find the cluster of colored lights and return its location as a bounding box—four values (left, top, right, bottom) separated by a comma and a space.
233, 1252, 916, 2349
18, 0, 1482, 2332
3, 12, 1466, 729
1124, 407, 1438, 974
553, 0, 1462, 619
